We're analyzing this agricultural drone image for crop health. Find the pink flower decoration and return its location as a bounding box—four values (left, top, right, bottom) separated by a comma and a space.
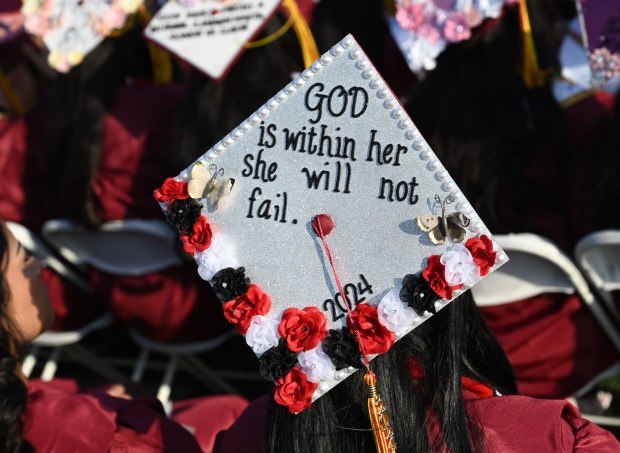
590, 48, 620, 82
443, 12, 471, 43
432, 0, 455, 10
24, 12, 50, 37
52, 55, 71, 74
417, 22, 442, 44
97, 5, 127, 35
395, 3, 426, 32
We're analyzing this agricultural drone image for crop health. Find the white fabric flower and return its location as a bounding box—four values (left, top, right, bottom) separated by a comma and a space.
245, 315, 280, 356
377, 288, 418, 335
298, 346, 336, 383
390, 17, 449, 75
195, 234, 239, 281
440, 243, 480, 286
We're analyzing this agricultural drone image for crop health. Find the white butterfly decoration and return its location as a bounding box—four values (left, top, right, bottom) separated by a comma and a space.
415, 195, 470, 245
188, 162, 235, 209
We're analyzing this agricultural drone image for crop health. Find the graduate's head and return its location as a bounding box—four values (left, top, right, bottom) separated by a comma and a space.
0, 223, 52, 347
0, 223, 40, 452
265, 290, 517, 453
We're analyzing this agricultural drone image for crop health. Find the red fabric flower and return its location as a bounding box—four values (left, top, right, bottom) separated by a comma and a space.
222, 284, 271, 334
422, 255, 463, 300
347, 303, 394, 355
465, 235, 497, 276
274, 367, 317, 413
278, 307, 328, 353
154, 178, 189, 205
180, 216, 212, 254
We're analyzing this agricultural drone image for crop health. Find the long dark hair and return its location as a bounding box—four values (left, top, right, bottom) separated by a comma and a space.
266, 291, 517, 453
310, 0, 418, 98
170, 10, 304, 172
0, 228, 34, 453
404, 5, 566, 235
579, 92, 620, 234
35, 27, 154, 227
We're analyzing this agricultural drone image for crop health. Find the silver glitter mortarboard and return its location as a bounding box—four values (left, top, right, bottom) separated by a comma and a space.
155, 34, 508, 413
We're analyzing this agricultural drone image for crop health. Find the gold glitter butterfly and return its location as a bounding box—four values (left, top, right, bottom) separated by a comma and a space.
188, 162, 235, 209
416, 195, 470, 245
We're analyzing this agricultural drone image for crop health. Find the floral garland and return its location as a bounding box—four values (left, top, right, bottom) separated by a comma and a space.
155, 178, 498, 414
21, 0, 143, 73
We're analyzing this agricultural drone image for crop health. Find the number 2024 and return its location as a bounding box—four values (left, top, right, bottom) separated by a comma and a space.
322, 274, 373, 322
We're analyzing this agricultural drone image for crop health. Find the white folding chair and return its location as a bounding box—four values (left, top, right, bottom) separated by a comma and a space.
471, 233, 620, 395
42, 219, 240, 406
575, 230, 620, 323
5, 222, 117, 381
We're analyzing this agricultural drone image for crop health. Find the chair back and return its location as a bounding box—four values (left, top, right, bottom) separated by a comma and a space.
575, 230, 620, 292
575, 230, 620, 318
472, 233, 579, 306
472, 233, 620, 354
6, 221, 91, 294
42, 219, 182, 276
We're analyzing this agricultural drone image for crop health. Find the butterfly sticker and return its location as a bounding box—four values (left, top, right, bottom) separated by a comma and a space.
416, 195, 470, 245
188, 162, 235, 209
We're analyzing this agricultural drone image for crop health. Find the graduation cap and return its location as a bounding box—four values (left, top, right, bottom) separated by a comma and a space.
155, 34, 507, 451
20, 0, 144, 72
575, 0, 620, 86
389, 0, 519, 75
144, 0, 284, 80
144, 0, 320, 79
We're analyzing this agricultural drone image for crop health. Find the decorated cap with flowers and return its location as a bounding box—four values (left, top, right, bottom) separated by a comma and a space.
390, 0, 519, 75
155, 34, 507, 447
21, 0, 143, 73
574, 0, 620, 87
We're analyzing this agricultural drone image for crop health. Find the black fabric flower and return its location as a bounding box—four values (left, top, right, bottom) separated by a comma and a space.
259, 339, 297, 381
400, 273, 439, 316
166, 198, 203, 235
322, 329, 364, 370
211, 267, 251, 302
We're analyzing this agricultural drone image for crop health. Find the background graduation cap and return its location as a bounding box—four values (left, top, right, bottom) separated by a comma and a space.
155, 34, 507, 451
144, 0, 318, 81
574, 0, 620, 87
20, 0, 144, 72
389, 0, 519, 75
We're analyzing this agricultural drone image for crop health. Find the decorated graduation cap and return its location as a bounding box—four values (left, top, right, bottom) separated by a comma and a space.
390, 0, 519, 75
574, 0, 620, 86
20, 0, 144, 73
155, 35, 507, 452
144, 0, 318, 80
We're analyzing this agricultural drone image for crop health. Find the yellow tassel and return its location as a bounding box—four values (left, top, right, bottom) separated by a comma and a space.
519, 0, 549, 89
383, 0, 396, 15
137, 6, 173, 84
0, 69, 26, 115
281, 0, 319, 69
364, 370, 397, 453
245, 17, 293, 48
